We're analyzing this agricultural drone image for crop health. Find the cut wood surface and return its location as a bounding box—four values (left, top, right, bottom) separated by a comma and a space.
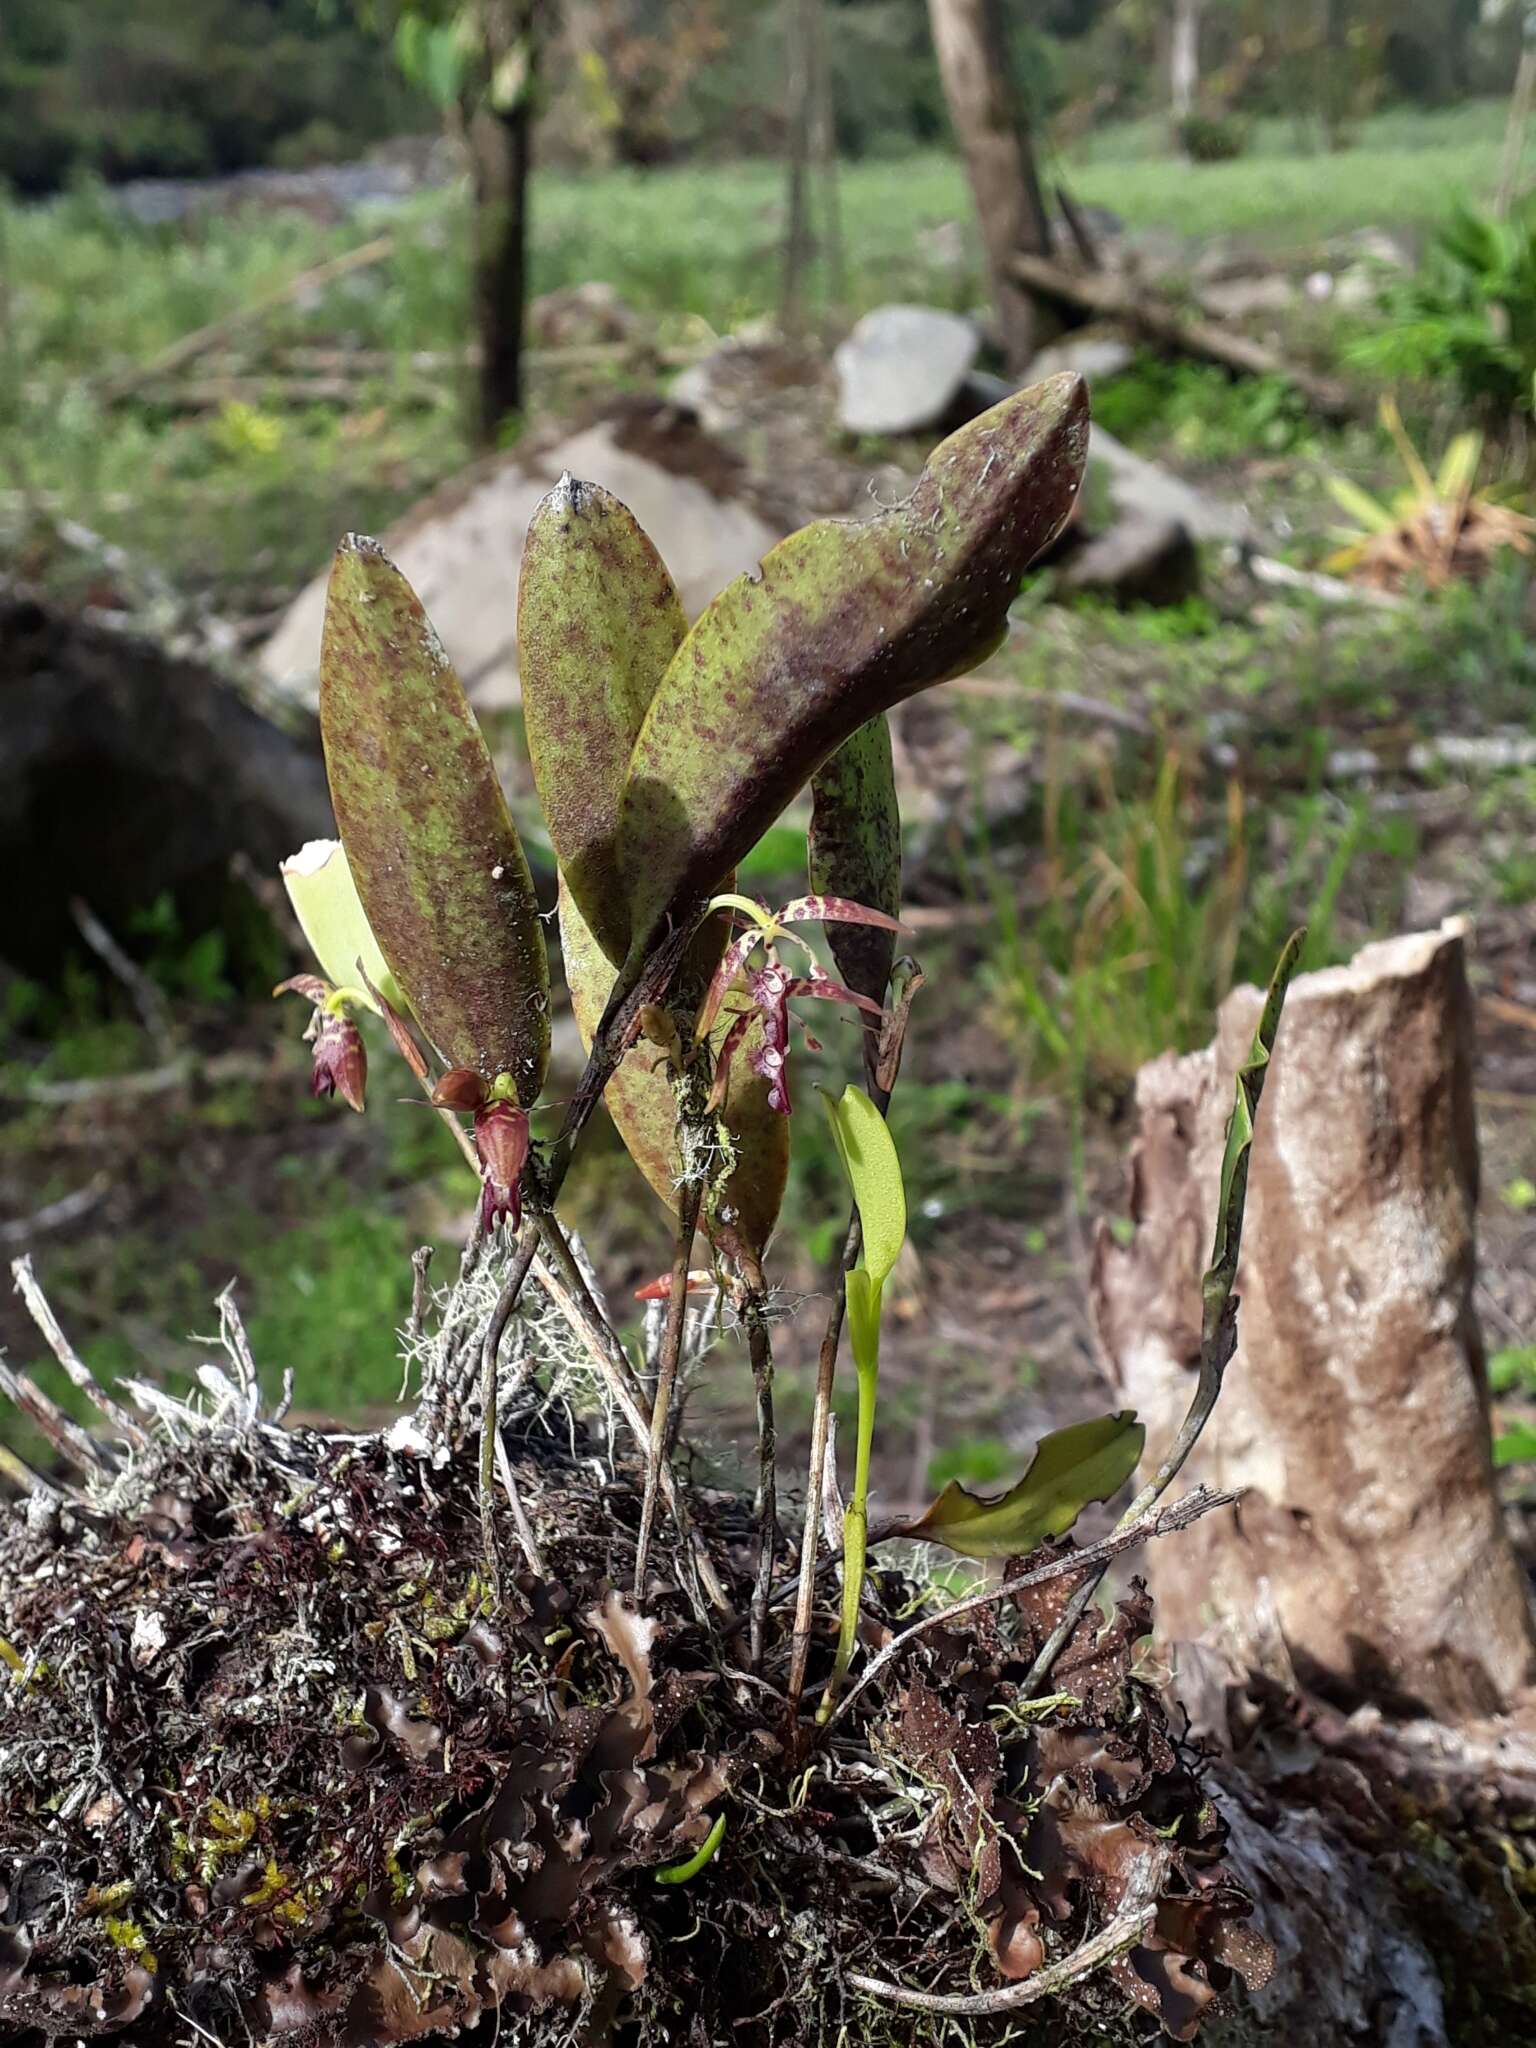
1092, 919, 1536, 1720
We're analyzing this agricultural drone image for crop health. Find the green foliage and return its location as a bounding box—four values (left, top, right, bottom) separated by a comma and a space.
820, 1082, 908, 1706
984, 752, 1406, 1102
1349, 197, 1536, 423
0, 0, 428, 195
1091, 358, 1319, 460
903, 1412, 1144, 1559
520, 472, 787, 1255
1178, 113, 1246, 163
318, 537, 550, 1099
1489, 1346, 1536, 1395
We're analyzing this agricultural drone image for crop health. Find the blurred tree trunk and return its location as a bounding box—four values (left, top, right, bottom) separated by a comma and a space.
781, 0, 844, 337
1320, 0, 1350, 151
466, 0, 540, 448
1498, 31, 1536, 218
924, 0, 1056, 375
1169, 0, 1200, 130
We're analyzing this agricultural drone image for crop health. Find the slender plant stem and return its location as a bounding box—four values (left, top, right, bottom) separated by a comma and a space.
737, 1250, 779, 1670
633, 1178, 703, 1600
1020, 1299, 1238, 1697
821, 1486, 1236, 1737
536, 1214, 732, 1619
478, 1220, 541, 1597
848, 1868, 1158, 2015
785, 1212, 861, 1718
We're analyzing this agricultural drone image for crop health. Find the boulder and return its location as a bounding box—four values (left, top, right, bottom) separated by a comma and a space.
259, 399, 785, 710
0, 590, 331, 974
832, 304, 981, 436
1057, 510, 1200, 607
1028, 332, 1135, 386
527, 281, 640, 350
1089, 423, 1252, 543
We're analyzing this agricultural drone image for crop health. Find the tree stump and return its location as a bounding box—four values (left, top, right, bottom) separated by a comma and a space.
1091, 919, 1536, 1720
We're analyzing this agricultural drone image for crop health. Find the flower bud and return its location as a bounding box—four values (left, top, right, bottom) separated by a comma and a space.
473, 1101, 530, 1234
311, 1010, 367, 1113
431, 1067, 489, 1113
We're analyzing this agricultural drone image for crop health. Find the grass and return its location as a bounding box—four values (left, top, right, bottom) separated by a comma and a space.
0, 100, 1515, 608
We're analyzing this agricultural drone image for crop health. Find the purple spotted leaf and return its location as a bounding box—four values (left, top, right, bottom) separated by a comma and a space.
610, 373, 1089, 983
318, 536, 550, 1103
519, 475, 688, 965
809, 715, 901, 1072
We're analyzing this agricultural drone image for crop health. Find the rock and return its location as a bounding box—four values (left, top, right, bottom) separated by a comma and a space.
832, 304, 981, 436
0, 590, 331, 974
1028, 332, 1135, 386
259, 399, 785, 710
1088, 423, 1252, 543
1090, 920, 1536, 1720
1198, 273, 1297, 320
527, 281, 640, 350
1057, 511, 1200, 607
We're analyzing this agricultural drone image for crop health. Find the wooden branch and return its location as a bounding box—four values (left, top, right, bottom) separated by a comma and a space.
1009, 250, 1361, 421
103, 235, 396, 401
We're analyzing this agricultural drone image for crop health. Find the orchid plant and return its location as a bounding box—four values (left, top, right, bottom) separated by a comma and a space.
274, 373, 1156, 1711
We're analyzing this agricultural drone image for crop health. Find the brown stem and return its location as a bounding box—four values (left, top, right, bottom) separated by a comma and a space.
737, 1250, 779, 1671
822, 1486, 1236, 1736
784, 1211, 860, 1719
478, 1220, 541, 1597
633, 1177, 704, 1602
536, 1215, 731, 1621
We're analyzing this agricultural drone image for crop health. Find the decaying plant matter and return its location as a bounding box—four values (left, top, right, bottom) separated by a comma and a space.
0, 375, 1289, 2044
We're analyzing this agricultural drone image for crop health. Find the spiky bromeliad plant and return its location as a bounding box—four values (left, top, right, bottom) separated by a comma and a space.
0, 377, 1292, 2046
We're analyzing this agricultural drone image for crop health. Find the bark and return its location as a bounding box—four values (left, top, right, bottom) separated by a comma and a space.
1170, 0, 1201, 129
925, 0, 1056, 374
1091, 920, 1536, 1721
0, 589, 330, 974
468, 93, 533, 448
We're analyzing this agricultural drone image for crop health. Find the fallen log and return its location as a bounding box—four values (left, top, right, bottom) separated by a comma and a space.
1010, 249, 1362, 421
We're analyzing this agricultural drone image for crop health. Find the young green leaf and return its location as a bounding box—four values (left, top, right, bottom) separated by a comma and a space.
822, 1084, 906, 1287
1203, 926, 1306, 1348
612, 373, 1088, 978
559, 881, 789, 1261
902, 1412, 1145, 1560
519, 475, 688, 965
280, 838, 403, 1016
318, 535, 549, 1101
809, 715, 900, 1032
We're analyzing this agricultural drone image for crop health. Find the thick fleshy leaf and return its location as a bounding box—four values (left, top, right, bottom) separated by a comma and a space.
559, 880, 789, 1261
612, 373, 1089, 977
519, 475, 688, 964
318, 536, 550, 1102
280, 838, 403, 1015
808, 716, 901, 1016
904, 1412, 1145, 1560
823, 1083, 906, 1287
